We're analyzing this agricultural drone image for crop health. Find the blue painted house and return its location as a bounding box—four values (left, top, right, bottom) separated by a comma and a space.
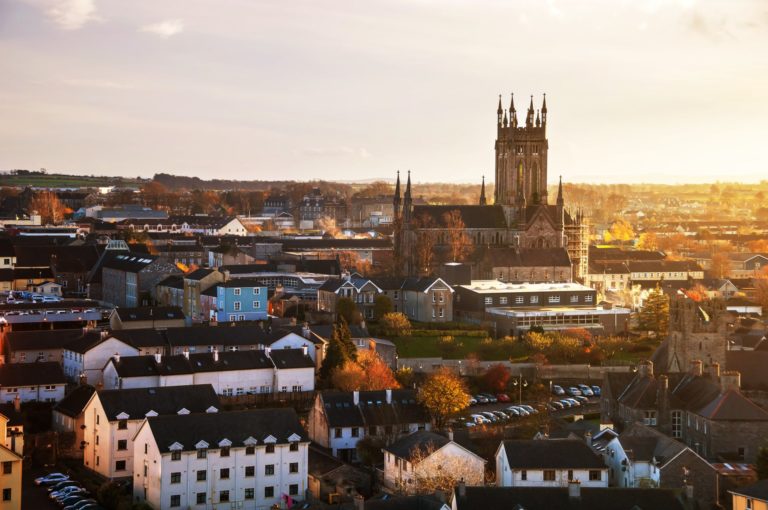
214, 280, 269, 322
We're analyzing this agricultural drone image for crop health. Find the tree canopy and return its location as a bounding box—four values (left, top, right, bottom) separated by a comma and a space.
417, 368, 470, 429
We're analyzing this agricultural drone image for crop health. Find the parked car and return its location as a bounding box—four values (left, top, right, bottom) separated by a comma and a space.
565, 398, 580, 407
470, 414, 490, 424
51, 487, 85, 500
505, 406, 521, 417
577, 384, 594, 396
63, 500, 97, 510
35, 473, 70, 486
574, 395, 590, 405
552, 384, 565, 396
567, 387, 582, 397
481, 393, 498, 403
496, 393, 511, 402
49, 481, 80, 493
474, 395, 489, 404
519, 404, 537, 414
591, 385, 601, 396
549, 401, 564, 411
480, 412, 499, 423
469, 397, 478, 406
559, 399, 572, 408
58, 495, 87, 507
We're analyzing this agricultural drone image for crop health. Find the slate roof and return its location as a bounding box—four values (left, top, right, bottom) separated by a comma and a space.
109, 329, 166, 348
157, 275, 184, 289
320, 389, 428, 429
65, 331, 131, 355
111, 354, 193, 377
697, 390, 768, 421
0, 403, 23, 426
102, 253, 158, 272
0, 361, 66, 386
411, 204, 507, 229
453, 486, 687, 510
13, 245, 100, 273
384, 431, 451, 461
12, 267, 54, 280
96, 384, 220, 421
487, 247, 572, 268
164, 325, 269, 347
220, 263, 277, 274
146, 408, 305, 452
114, 306, 185, 322
725, 351, 768, 390
184, 268, 215, 281
589, 248, 666, 262
617, 424, 688, 465
6, 329, 102, 352
269, 348, 315, 369
730, 479, 768, 501
501, 439, 606, 469
628, 260, 703, 273
54, 385, 96, 418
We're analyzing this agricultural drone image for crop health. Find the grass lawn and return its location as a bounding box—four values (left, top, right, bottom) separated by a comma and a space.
392, 335, 532, 361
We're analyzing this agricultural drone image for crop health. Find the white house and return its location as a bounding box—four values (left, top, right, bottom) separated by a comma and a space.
62, 331, 139, 385
495, 439, 608, 488
0, 362, 66, 404
383, 431, 485, 494
101, 348, 315, 396
132, 408, 308, 510
82, 385, 220, 479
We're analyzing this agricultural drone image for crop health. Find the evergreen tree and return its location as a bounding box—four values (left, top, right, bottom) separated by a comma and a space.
638, 284, 670, 337
319, 318, 357, 384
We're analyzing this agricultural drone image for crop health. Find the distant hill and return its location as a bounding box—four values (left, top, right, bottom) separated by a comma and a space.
0, 170, 145, 189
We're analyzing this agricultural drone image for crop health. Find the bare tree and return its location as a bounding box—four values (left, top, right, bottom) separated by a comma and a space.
401, 442, 485, 495
28, 191, 66, 224
443, 209, 472, 262
414, 213, 436, 275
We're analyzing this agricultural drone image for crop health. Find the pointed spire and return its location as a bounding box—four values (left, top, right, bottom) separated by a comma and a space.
497, 95, 503, 126
403, 170, 413, 223
541, 93, 548, 126
526, 95, 534, 128
510, 93, 516, 114
536, 109, 541, 127
503, 109, 509, 128
556, 175, 564, 207
479, 175, 487, 206
405, 170, 412, 200
510, 93, 518, 128
393, 170, 402, 216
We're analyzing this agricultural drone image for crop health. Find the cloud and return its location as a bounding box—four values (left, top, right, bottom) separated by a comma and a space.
60, 78, 136, 90
686, 10, 732, 40
140, 19, 185, 38
43, 0, 98, 30
302, 147, 371, 159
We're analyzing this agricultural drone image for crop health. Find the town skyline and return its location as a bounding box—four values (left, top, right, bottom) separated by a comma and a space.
2, 0, 768, 184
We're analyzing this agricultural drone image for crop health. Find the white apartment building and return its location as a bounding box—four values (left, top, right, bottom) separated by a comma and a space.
132, 408, 308, 510
82, 385, 220, 479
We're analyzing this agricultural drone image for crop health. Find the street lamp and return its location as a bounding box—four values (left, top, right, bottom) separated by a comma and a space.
512, 375, 528, 405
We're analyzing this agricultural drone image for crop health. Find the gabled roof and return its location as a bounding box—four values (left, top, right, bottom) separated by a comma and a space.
113, 306, 185, 322
54, 385, 96, 418
384, 430, 451, 461
500, 439, 606, 470
697, 390, 768, 421
268, 349, 314, 369
184, 268, 216, 281
95, 384, 220, 421
320, 389, 428, 428
6, 328, 102, 352
730, 479, 768, 501
0, 361, 66, 386
617, 423, 690, 466
411, 204, 507, 229
146, 408, 305, 453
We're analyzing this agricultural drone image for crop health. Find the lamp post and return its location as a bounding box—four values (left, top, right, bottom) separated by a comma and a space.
512, 374, 528, 405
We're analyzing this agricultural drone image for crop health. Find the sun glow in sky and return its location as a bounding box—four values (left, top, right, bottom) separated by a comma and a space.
1, 0, 767, 184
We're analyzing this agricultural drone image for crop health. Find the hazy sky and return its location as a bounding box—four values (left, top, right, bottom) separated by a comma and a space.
1, 0, 767, 185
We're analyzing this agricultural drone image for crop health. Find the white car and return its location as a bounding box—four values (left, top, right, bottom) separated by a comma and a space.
34, 473, 70, 486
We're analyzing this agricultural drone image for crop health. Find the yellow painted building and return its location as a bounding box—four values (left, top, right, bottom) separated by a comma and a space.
0, 413, 22, 510
731, 480, 768, 510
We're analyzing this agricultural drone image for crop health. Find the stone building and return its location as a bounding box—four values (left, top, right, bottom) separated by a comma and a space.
394, 94, 588, 281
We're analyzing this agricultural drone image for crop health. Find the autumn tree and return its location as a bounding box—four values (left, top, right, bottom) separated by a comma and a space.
593, 336, 629, 360
443, 209, 472, 262
414, 213, 437, 275
141, 181, 169, 209
380, 312, 412, 337
710, 252, 731, 278
28, 190, 66, 224
319, 319, 358, 384
754, 268, 768, 312
404, 442, 484, 495
331, 350, 400, 391
417, 368, 470, 429
637, 231, 659, 251
482, 364, 511, 393
373, 295, 393, 320
638, 285, 670, 337
604, 218, 635, 244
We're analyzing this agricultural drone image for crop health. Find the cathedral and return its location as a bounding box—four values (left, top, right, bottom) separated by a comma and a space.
393, 93, 588, 281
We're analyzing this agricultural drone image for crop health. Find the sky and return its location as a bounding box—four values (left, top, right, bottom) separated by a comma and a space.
1, 0, 767, 185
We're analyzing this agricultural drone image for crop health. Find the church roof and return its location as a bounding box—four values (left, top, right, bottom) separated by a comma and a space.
411, 205, 507, 229
486, 247, 571, 268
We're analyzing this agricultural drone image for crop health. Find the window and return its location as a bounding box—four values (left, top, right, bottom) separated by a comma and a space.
220, 446, 230, 457
290, 462, 299, 473
245, 445, 255, 455
171, 451, 181, 461
170, 495, 181, 507
196, 493, 206, 505
115, 460, 126, 471
543, 470, 556, 481
266, 444, 275, 454
521, 470, 527, 481
234, 301, 241, 311
548, 295, 560, 303
220, 468, 230, 479
219, 490, 229, 503
334, 428, 342, 438
265, 486, 274, 498
484, 297, 493, 305
570, 295, 579, 303
351, 428, 359, 437
2, 462, 11, 474
289, 484, 299, 496
499, 297, 508, 305
2, 489, 10, 502
171, 472, 181, 484
254, 287, 261, 295
118, 419, 127, 430
117, 440, 127, 451
515, 296, 524, 304
253, 301, 261, 309
265, 464, 275, 476
567, 470, 573, 481
197, 448, 207, 459
290, 442, 299, 452
245, 488, 254, 500
589, 470, 601, 481
234, 288, 241, 295
530, 296, 539, 304
643, 410, 657, 426
197, 471, 206, 481
585, 295, 593, 303
672, 411, 683, 438
245, 466, 254, 477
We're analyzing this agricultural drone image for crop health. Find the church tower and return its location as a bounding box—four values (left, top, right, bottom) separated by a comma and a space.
494, 93, 549, 219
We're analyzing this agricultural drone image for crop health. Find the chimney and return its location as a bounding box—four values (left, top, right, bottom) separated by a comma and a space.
457, 479, 466, 498
690, 359, 703, 377
710, 362, 721, 379
78, 373, 88, 386
113, 352, 120, 364
213, 348, 219, 362
637, 360, 653, 378
154, 352, 162, 364
302, 345, 308, 357
720, 371, 741, 393
447, 428, 454, 441
584, 430, 592, 447
353, 390, 360, 406
568, 480, 581, 499
353, 494, 364, 510
13, 394, 21, 413
386, 388, 392, 404
265, 347, 271, 358
101, 330, 109, 340
182, 348, 189, 360
302, 322, 311, 339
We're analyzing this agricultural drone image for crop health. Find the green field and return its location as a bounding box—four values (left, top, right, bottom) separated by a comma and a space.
0, 173, 144, 188
391, 335, 532, 361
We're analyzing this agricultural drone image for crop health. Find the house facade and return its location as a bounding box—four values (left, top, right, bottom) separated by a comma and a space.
214, 281, 268, 322
0, 362, 66, 403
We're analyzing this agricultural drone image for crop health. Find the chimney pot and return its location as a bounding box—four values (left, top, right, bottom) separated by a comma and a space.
690, 359, 703, 377
458, 479, 466, 497
13, 394, 21, 413
720, 371, 741, 393
154, 352, 162, 364
113, 352, 120, 363
637, 360, 653, 378
302, 345, 308, 356
447, 428, 454, 442
353, 390, 360, 406
353, 494, 364, 510
386, 388, 392, 404
213, 348, 219, 362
